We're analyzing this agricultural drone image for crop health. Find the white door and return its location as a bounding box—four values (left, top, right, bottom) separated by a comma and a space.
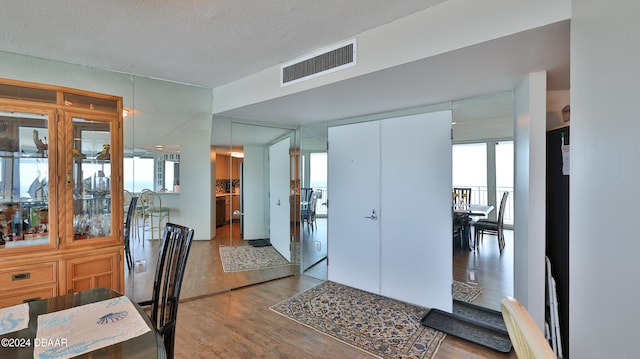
380, 111, 453, 310
328, 121, 381, 293
328, 112, 452, 309
269, 137, 291, 261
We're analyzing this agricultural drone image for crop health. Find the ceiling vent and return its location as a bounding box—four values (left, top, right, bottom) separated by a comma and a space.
281, 39, 356, 86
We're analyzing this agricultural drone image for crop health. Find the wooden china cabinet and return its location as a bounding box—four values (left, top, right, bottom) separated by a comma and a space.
0, 78, 124, 307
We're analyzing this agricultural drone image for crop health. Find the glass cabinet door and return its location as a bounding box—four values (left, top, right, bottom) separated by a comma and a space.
0, 109, 56, 251
69, 114, 117, 244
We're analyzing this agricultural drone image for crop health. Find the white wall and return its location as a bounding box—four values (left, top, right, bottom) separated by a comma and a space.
514, 72, 547, 330
570, 1, 640, 357
213, 0, 570, 114
179, 115, 214, 240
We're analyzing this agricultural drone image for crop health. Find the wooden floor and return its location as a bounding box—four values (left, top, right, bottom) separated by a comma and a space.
124, 220, 298, 302
129, 217, 516, 357
174, 274, 516, 359
170, 229, 515, 358
454, 229, 514, 311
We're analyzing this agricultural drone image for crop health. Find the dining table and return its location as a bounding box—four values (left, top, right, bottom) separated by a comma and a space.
0, 287, 165, 359
454, 204, 494, 251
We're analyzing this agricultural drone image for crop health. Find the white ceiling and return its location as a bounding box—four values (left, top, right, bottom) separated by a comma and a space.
0, 1, 569, 126
0, 0, 446, 89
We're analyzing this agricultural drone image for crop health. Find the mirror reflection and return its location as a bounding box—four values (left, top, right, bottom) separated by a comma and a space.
298, 124, 328, 280
451, 92, 515, 312
213, 119, 299, 288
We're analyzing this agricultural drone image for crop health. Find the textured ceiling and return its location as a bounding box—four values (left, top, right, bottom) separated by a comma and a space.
1, 1, 569, 132
0, 0, 446, 88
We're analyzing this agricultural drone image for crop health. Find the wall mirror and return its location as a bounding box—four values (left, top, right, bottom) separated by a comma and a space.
210, 117, 299, 290
298, 123, 328, 280
451, 91, 515, 311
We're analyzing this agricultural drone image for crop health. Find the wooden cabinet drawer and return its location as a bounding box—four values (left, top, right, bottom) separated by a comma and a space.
0, 284, 58, 308
0, 262, 57, 289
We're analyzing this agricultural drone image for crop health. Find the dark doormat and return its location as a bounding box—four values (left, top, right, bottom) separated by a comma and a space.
247, 239, 271, 247
420, 302, 512, 353
452, 300, 507, 332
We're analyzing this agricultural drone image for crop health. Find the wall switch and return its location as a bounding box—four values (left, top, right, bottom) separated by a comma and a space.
467, 269, 478, 285
135, 259, 147, 273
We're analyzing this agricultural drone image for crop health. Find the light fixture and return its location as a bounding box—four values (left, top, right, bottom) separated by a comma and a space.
230, 152, 244, 158
123, 108, 130, 117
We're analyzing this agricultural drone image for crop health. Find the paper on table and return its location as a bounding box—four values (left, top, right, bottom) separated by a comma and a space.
0, 302, 29, 335
34, 296, 151, 359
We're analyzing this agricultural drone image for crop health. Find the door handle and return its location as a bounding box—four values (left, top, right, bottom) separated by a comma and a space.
364, 210, 377, 221
233, 210, 244, 216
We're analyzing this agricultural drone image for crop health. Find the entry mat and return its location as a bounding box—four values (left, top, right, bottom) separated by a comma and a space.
420, 300, 512, 353
247, 239, 271, 247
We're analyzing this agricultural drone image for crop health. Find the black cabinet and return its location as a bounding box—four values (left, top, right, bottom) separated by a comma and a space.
216, 197, 225, 227
546, 126, 569, 356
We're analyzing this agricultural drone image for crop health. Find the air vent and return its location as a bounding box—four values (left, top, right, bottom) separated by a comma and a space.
281, 40, 356, 86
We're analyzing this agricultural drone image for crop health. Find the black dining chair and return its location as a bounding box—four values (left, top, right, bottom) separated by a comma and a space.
474, 191, 509, 253
300, 188, 314, 230
138, 223, 194, 359
124, 196, 138, 271
453, 187, 472, 208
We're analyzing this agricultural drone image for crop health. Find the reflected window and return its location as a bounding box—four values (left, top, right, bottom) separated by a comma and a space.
452, 143, 488, 205
124, 157, 154, 192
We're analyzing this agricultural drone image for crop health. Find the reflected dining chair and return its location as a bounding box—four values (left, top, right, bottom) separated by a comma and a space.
474, 191, 509, 253
300, 188, 314, 230
453, 187, 472, 209
501, 296, 557, 359
138, 223, 194, 359
140, 189, 171, 240
124, 196, 138, 271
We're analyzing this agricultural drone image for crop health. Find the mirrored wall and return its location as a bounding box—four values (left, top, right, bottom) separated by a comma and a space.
298, 123, 329, 280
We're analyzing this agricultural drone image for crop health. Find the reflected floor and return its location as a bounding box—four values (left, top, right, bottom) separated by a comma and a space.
300, 217, 327, 274
125, 221, 298, 302
453, 229, 514, 311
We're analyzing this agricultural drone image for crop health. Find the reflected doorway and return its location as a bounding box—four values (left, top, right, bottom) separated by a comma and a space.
451, 92, 514, 312
300, 152, 328, 279
299, 123, 329, 281
452, 140, 514, 311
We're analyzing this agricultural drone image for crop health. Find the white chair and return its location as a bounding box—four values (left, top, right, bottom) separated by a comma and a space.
500, 296, 557, 359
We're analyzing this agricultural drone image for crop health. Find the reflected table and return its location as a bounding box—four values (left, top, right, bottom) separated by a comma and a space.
454, 205, 494, 251
0, 288, 165, 359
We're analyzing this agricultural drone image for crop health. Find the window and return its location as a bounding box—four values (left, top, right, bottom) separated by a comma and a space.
452, 143, 488, 205
124, 157, 154, 192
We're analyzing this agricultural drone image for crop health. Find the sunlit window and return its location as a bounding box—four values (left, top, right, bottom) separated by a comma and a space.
452, 143, 487, 205
124, 157, 154, 192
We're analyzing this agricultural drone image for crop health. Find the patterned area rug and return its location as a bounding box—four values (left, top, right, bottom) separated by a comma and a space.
452, 280, 482, 303
271, 281, 481, 358
219, 245, 291, 272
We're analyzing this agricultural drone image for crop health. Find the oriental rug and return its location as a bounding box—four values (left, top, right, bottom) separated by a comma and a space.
452, 280, 482, 303
219, 245, 291, 272
270, 281, 481, 359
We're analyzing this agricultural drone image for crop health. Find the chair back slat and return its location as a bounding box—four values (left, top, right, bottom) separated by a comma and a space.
147, 223, 194, 359
123, 196, 138, 270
